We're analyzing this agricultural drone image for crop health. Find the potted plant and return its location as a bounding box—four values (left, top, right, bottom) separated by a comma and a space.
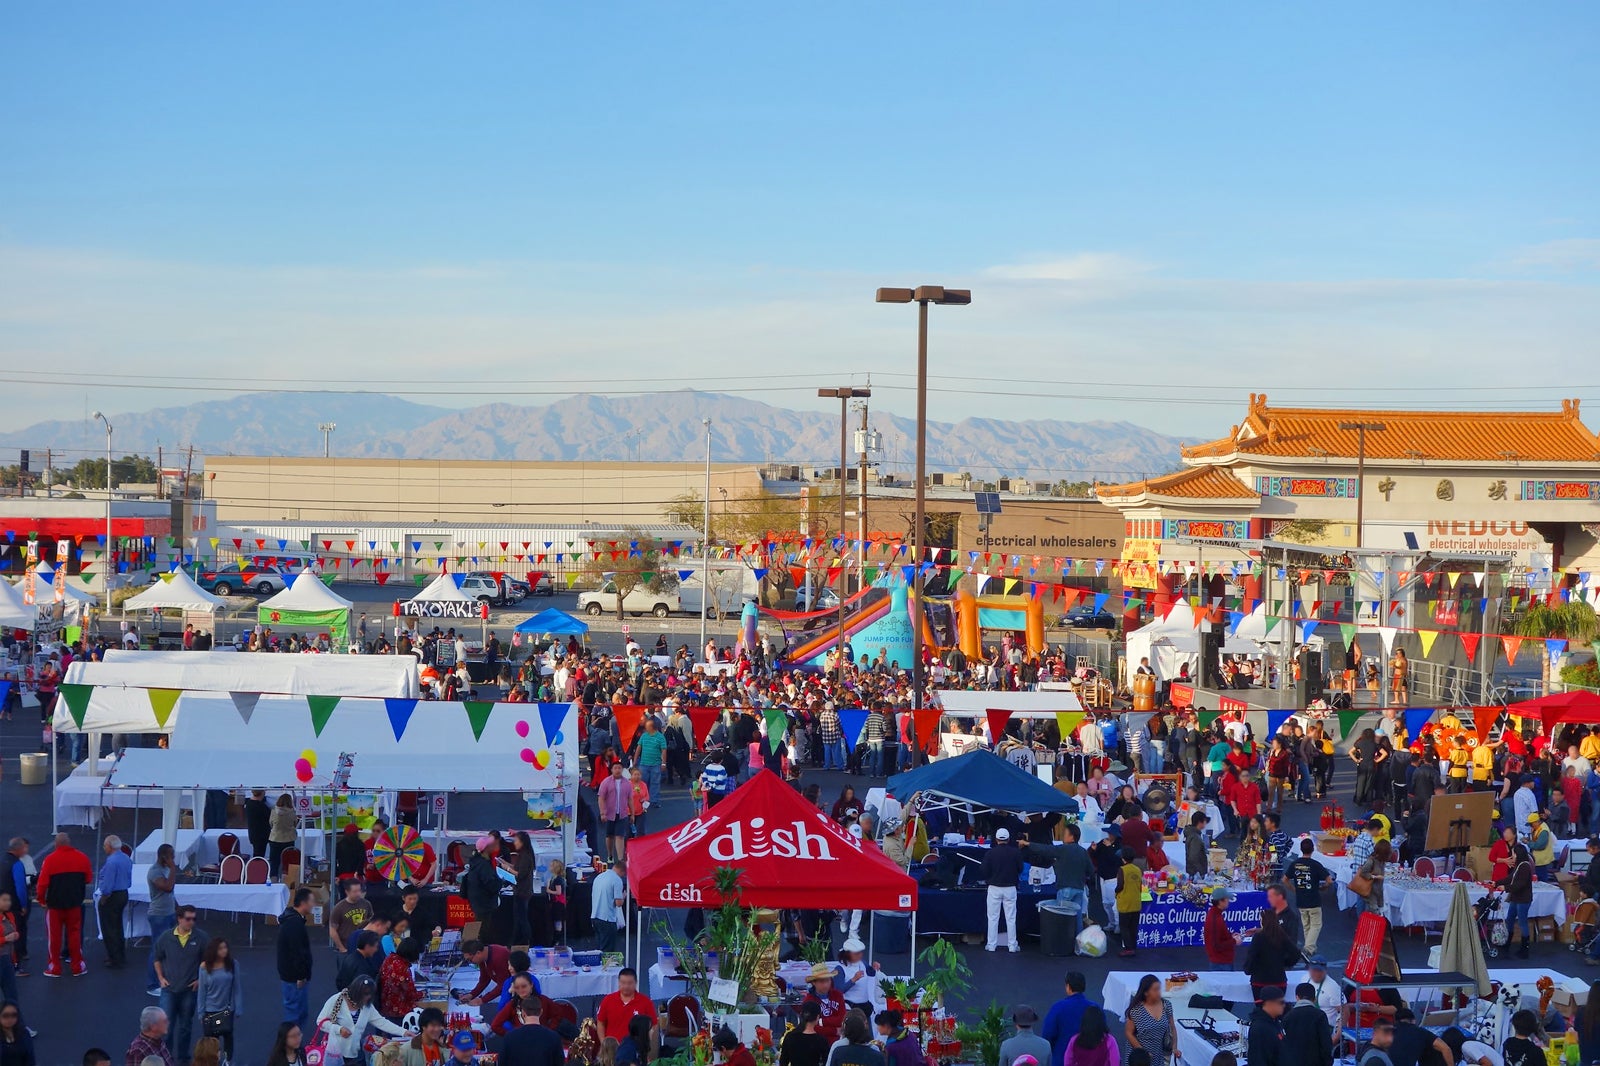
954, 1002, 1006, 1066
883, 978, 919, 1014
916, 938, 973, 1011
657, 866, 779, 1042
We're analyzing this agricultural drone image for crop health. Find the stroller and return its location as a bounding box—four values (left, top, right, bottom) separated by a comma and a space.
1476, 888, 1510, 958
1568, 897, 1600, 954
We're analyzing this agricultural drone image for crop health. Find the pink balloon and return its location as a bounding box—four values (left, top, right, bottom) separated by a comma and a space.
515, 721, 530, 738
294, 758, 311, 774
519, 748, 535, 763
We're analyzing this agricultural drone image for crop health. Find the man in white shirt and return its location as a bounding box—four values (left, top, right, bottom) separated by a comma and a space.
590, 860, 627, 954
1563, 745, 1593, 780
1512, 777, 1539, 834
1223, 712, 1249, 745
1306, 956, 1345, 1029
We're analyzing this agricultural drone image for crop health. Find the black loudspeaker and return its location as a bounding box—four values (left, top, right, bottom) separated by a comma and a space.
1326, 640, 1348, 674
1200, 629, 1224, 687
1296, 646, 1324, 706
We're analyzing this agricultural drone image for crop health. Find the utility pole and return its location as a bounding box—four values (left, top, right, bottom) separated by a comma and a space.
1339, 421, 1387, 548
157, 444, 164, 498
856, 398, 870, 591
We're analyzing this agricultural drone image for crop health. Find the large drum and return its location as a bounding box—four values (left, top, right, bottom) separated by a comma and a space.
1132, 671, 1156, 711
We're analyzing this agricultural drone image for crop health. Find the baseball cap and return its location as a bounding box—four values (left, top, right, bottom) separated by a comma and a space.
1259, 986, 1286, 1003
995, 828, 1011, 841
1528, 813, 1542, 824
1308, 955, 1328, 969
452, 1029, 479, 1051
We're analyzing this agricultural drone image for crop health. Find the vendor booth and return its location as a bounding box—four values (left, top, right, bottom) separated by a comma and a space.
1124, 600, 1262, 685
51, 652, 424, 826
629, 769, 918, 994
95, 693, 581, 939
401, 571, 482, 621
0, 576, 34, 630
121, 569, 227, 614
258, 569, 354, 647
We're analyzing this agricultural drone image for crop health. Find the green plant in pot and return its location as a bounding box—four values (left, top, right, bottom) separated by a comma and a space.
954, 1001, 1007, 1066
916, 938, 973, 1010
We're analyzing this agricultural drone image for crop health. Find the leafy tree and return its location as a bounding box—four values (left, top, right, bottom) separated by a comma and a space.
580, 528, 681, 621
1512, 600, 1600, 693
64, 454, 159, 489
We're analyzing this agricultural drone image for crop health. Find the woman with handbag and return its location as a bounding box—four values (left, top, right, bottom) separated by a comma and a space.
195, 937, 243, 1063
1123, 975, 1177, 1066
1351, 839, 1390, 914
313, 974, 409, 1066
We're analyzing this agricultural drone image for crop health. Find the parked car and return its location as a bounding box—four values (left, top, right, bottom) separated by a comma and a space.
202, 564, 289, 596
458, 574, 507, 605
794, 587, 841, 612
577, 580, 680, 617
1058, 605, 1118, 629
464, 571, 522, 604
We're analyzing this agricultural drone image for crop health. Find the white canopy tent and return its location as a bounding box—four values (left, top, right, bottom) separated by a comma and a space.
1124, 600, 1262, 681
409, 572, 475, 603
19, 563, 99, 626
55, 651, 423, 734
259, 570, 355, 613
121, 570, 227, 612
0, 577, 34, 630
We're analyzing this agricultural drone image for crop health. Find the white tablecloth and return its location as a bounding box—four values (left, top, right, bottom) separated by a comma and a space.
1102, 969, 1316, 1014
1078, 804, 1224, 847
134, 828, 204, 866
450, 964, 623, 1001
122, 862, 288, 937
1386, 878, 1566, 927
55, 773, 197, 828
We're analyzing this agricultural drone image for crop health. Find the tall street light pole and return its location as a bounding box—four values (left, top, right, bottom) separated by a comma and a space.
319, 422, 337, 458
1338, 421, 1387, 549
91, 411, 113, 597
819, 386, 871, 685
875, 286, 970, 714
700, 418, 712, 657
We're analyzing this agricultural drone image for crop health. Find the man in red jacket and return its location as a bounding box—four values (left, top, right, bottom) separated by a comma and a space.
36, 832, 92, 977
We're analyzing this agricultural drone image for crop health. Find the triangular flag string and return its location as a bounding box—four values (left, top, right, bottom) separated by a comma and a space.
147, 688, 182, 729
462, 701, 495, 741
307, 695, 341, 737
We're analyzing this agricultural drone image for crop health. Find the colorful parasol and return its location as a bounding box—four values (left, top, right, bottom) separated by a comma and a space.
371, 825, 426, 882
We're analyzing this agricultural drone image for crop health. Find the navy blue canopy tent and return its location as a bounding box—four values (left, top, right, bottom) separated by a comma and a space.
887, 748, 1077, 817
513, 607, 590, 636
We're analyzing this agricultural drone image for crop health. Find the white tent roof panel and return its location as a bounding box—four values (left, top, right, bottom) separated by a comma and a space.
121, 570, 227, 612
934, 689, 1084, 715
409, 572, 474, 603
259, 570, 355, 611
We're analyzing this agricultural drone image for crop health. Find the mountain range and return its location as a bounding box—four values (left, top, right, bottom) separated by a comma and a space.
0, 391, 1185, 482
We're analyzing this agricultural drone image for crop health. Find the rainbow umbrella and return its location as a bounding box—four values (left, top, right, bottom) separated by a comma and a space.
371, 825, 426, 882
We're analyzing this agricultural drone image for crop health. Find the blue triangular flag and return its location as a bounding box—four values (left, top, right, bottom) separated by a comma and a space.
1093, 592, 1109, 613
678, 570, 694, 582
384, 698, 418, 742
1227, 611, 1244, 635
1299, 619, 1319, 642
1266, 710, 1293, 737
536, 702, 572, 747
753, 568, 768, 581
838, 708, 869, 750
1403, 708, 1434, 742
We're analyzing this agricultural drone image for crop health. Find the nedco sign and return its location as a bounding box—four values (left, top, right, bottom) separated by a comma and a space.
666, 813, 854, 863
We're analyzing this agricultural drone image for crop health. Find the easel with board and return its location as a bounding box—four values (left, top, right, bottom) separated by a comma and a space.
1425, 791, 1496, 872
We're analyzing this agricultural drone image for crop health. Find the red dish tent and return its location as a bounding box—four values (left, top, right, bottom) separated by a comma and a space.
1509, 690, 1600, 731
627, 770, 919, 911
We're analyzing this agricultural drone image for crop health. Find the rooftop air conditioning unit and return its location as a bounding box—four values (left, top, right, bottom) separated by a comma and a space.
998, 477, 1012, 492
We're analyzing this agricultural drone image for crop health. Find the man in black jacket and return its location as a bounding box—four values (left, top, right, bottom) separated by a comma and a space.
1246, 986, 1288, 1066
462, 837, 504, 939
277, 888, 314, 1032
981, 828, 1024, 953
1283, 982, 1334, 1066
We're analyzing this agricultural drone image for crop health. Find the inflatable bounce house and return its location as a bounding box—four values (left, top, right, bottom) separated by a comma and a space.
943, 588, 1046, 661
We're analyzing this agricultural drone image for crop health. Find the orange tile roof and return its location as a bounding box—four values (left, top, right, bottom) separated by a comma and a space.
1182, 395, 1600, 463
1095, 465, 1258, 501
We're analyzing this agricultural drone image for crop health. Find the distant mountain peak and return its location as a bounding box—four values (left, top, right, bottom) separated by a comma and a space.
0, 390, 1183, 481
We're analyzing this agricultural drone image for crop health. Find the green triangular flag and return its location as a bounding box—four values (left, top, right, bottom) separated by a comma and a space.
763, 708, 789, 741
1195, 709, 1222, 729
80, 573, 95, 585
320, 574, 336, 587
299, 540, 310, 550
1336, 709, 1367, 738
463, 701, 495, 741
1338, 623, 1358, 647
308, 695, 342, 736
147, 688, 182, 729
59, 683, 93, 728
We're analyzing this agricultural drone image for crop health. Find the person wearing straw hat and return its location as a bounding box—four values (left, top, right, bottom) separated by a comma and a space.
802, 962, 848, 1041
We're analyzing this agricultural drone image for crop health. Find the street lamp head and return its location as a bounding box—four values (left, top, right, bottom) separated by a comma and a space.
819, 387, 873, 400
875, 287, 915, 304
875, 286, 971, 306
91, 410, 103, 421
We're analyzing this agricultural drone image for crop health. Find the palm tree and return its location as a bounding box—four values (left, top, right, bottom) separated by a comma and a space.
1512, 600, 1600, 692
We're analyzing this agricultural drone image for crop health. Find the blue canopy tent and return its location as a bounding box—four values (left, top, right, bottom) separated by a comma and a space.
887, 749, 1078, 817
513, 607, 590, 636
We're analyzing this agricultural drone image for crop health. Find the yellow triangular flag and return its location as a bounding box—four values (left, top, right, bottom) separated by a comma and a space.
147, 688, 182, 729
1447, 572, 1461, 588
1056, 711, 1085, 738
1418, 630, 1439, 657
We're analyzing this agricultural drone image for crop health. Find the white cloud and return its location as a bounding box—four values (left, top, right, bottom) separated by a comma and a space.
985, 252, 1153, 282
1507, 238, 1600, 273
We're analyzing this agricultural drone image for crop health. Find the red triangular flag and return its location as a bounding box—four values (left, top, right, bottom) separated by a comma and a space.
986, 709, 1014, 744
687, 707, 720, 748
1501, 635, 1524, 665
1473, 705, 1499, 743
913, 709, 942, 753
1458, 633, 1480, 662
611, 705, 646, 752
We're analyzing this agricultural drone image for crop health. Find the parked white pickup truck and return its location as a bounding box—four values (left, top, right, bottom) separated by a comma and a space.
576, 580, 681, 617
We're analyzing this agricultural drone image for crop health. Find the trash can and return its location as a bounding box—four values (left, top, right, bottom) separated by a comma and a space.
18, 752, 47, 786
1038, 902, 1078, 957
872, 910, 912, 954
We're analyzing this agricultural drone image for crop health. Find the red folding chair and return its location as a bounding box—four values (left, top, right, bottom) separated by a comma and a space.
244, 857, 270, 884
1413, 857, 1436, 878
218, 854, 246, 885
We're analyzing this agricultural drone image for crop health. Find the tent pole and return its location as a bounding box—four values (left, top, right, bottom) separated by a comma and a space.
50, 740, 58, 833
909, 910, 917, 979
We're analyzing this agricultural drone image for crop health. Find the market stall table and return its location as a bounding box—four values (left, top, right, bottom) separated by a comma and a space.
1326, 861, 1568, 926
649, 960, 819, 1002
916, 884, 1056, 938
448, 962, 623, 1002
133, 828, 204, 867
122, 862, 289, 939
56, 765, 199, 829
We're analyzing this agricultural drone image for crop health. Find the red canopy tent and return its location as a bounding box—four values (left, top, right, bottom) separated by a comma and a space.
1508, 690, 1600, 732
628, 769, 918, 911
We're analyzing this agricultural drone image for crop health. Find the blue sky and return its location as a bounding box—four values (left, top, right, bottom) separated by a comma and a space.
2, 4, 1597, 437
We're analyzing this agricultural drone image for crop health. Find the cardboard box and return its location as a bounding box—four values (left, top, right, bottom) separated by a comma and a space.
1552, 988, 1589, 1013
305, 885, 330, 926
1466, 845, 1493, 883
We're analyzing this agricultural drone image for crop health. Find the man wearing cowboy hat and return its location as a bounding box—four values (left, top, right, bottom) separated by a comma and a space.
999, 1006, 1051, 1066
802, 961, 849, 1040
